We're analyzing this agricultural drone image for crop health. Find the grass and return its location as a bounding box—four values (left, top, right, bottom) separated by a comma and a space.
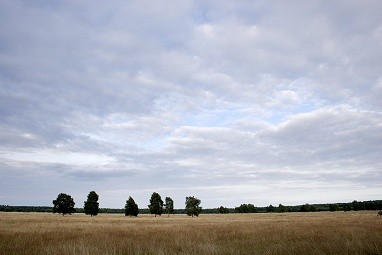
0, 211, 381, 255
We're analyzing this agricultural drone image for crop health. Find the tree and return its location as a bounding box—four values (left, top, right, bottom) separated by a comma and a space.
235, 204, 257, 213
247, 204, 257, 213
125, 196, 139, 217
185, 196, 202, 217
148, 192, 164, 217
266, 204, 275, 213
278, 204, 287, 213
218, 206, 229, 214
300, 204, 309, 212
329, 204, 340, 212
352, 200, 365, 211
52, 193, 76, 215
84, 191, 99, 217
235, 204, 248, 213
300, 204, 316, 212
164, 197, 174, 217
343, 204, 351, 212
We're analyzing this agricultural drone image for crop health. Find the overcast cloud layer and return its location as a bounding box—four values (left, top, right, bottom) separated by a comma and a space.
1, 0, 381, 209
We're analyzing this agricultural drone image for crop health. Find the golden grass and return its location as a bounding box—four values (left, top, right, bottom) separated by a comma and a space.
1, 211, 381, 255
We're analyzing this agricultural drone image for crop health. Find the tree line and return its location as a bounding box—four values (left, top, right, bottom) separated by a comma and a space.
1, 196, 381, 214
51, 191, 202, 217
230, 200, 382, 213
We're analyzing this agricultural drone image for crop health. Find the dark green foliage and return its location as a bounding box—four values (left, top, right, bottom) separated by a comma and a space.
84, 191, 99, 216
278, 204, 288, 213
266, 204, 276, 213
365, 200, 382, 210
52, 193, 76, 215
148, 192, 164, 216
352, 200, 362, 211
125, 196, 139, 217
329, 203, 339, 212
343, 204, 351, 211
164, 197, 174, 216
185, 196, 202, 217
235, 204, 257, 213
218, 206, 229, 214
0, 205, 53, 213
300, 204, 316, 212
348, 200, 381, 211
300, 204, 309, 212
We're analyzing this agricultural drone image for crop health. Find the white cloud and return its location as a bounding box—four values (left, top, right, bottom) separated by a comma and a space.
1, 149, 116, 166
1, 0, 381, 208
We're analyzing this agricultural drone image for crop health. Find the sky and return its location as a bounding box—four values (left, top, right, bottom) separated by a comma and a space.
0, 0, 381, 209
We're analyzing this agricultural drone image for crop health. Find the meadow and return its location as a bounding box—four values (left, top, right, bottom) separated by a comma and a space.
0, 211, 381, 255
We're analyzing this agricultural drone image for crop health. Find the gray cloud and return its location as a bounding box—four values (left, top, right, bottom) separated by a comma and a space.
1, 0, 381, 208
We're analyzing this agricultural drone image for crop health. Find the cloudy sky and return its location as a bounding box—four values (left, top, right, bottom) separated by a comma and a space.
1, 0, 381, 209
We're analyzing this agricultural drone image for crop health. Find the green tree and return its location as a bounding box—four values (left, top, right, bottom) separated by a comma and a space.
125, 196, 139, 217
247, 204, 257, 213
235, 204, 249, 213
148, 192, 164, 217
352, 200, 365, 211
300, 204, 316, 212
300, 204, 309, 212
52, 193, 76, 215
185, 196, 202, 217
218, 206, 229, 214
266, 204, 275, 213
278, 204, 287, 213
329, 204, 340, 212
343, 204, 351, 212
235, 204, 256, 213
84, 191, 99, 217
164, 197, 174, 217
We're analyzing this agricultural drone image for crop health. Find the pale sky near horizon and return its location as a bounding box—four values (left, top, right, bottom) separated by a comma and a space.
0, 0, 381, 209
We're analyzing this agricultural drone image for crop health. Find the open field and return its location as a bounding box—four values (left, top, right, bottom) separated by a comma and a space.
1, 211, 381, 255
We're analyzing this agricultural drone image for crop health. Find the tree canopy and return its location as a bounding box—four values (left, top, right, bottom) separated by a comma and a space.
218, 206, 229, 214
300, 204, 316, 212
164, 197, 174, 216
125, 196, 139, 217
235, 204, 257, 213
52, 193, 76, 215
148, 192, 164, 216
185, 196, 202, 217
84, 191, 99, 216
329, 203, 339, 212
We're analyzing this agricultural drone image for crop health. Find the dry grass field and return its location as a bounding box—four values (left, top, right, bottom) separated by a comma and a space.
1, 211, 381, 255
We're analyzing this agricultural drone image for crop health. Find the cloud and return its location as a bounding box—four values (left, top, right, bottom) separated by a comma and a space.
0, 0, 381, 208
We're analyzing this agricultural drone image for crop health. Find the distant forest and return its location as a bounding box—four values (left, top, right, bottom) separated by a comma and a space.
1, 200, 381, 214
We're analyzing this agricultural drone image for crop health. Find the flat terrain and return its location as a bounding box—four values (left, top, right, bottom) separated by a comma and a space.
0, 211, 381, 255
